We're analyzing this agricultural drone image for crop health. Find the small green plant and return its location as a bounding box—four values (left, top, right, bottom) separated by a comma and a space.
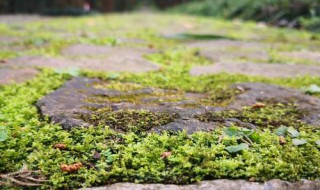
0, 126, 8, 142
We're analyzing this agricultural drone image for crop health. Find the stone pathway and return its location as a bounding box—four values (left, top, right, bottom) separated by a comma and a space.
280, 51, 320, 63
7, 45, 159, 73
84, 179, 320, 190
0, 67, 39, 85
190, 62, 320, 78
186, 40, 271, 62
0, 36, 19, 44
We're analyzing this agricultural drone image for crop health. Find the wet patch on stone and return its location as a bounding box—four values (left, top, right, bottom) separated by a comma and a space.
190, 62, 320, 78
0, 67, 39, 85
37, 78, 320, 133
186, 40, 271, 62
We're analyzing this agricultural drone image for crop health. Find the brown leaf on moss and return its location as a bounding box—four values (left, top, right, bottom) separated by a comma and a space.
251, 102, 266, 109
279, 136, 286, 145
60, 163, 83, 173
161, 151, 172, 159
53, 143, 67, 150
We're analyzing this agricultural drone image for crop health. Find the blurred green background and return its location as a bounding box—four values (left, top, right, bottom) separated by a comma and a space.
1, 0, 320, 32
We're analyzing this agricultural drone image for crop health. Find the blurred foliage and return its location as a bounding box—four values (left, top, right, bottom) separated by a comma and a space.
170, 0, 320, 32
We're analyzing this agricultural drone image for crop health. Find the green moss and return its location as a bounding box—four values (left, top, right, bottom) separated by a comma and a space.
81, 108, 178, 132
196, 103, 305, 129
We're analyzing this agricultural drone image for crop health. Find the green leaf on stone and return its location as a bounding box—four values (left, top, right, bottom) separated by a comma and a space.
0, 126, 8, 142
224, 126, 242, 137
316, 140, 320, 147
303, 84, 320, 95
108, 73, 120, 80
55, 68, 80, 77
275, 126, 288, 136
287, 127, 300, 138
225, 143, 249, 153
242, 128, 254, 136
292, 139, 307, 146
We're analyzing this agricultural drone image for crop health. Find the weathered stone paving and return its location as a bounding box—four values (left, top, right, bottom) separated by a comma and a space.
281, 51, 320, 63
84, 179, 320, 190
186, 40, 271, 62
8, 44, 159, 72
0, 67, 39, 85
190, 62, 320, 77
37, 77, 320, 133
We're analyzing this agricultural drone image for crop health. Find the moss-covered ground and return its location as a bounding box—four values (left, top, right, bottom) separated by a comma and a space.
1, 13, 320, 189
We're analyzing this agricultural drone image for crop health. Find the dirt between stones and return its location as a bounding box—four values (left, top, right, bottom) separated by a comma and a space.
37, 77, 320, 133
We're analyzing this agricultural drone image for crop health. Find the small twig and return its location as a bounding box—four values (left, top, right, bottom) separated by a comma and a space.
0, 170, 47, 187
1, 176, 42, 187
243, 135, 253, 145
240, 137, 252, 146
218, 135, 224, 144
3, 170, 40, 177
23, 176, 49, 183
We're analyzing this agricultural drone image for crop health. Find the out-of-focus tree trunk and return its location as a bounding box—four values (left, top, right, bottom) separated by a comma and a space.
101, 0, 114, 12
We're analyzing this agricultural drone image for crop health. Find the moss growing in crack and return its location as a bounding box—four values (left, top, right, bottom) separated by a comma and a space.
94, 81, 144, 92
196, 103, 305, 129
81, 108, 178, 132
200, 87, 244, 107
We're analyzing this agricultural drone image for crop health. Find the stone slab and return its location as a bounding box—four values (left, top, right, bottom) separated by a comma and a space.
37, 78, 320, 132
186, 40, 270, 62
0, 36, 19, 44
8, 54, 159, 73
0, 67, 39, 85
83, 179, 320, 190
190, 62, 320, 78
281, 51, 320, 63
61, 44, 154, 57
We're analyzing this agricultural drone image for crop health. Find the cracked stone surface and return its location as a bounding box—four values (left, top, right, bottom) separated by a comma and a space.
190, 62, 320, 78
0, 67, 39, 85
186, 40, 271, 62
37, 77, 320, 133
8, 46, 159, 73
83, 179, 320, 190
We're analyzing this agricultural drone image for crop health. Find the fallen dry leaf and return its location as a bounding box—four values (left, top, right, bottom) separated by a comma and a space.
60, 163, 82, 173
279, 136, 286, 145
53, 143, 67, 150
251, 102, 266, 109
161, 151, 172, 159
